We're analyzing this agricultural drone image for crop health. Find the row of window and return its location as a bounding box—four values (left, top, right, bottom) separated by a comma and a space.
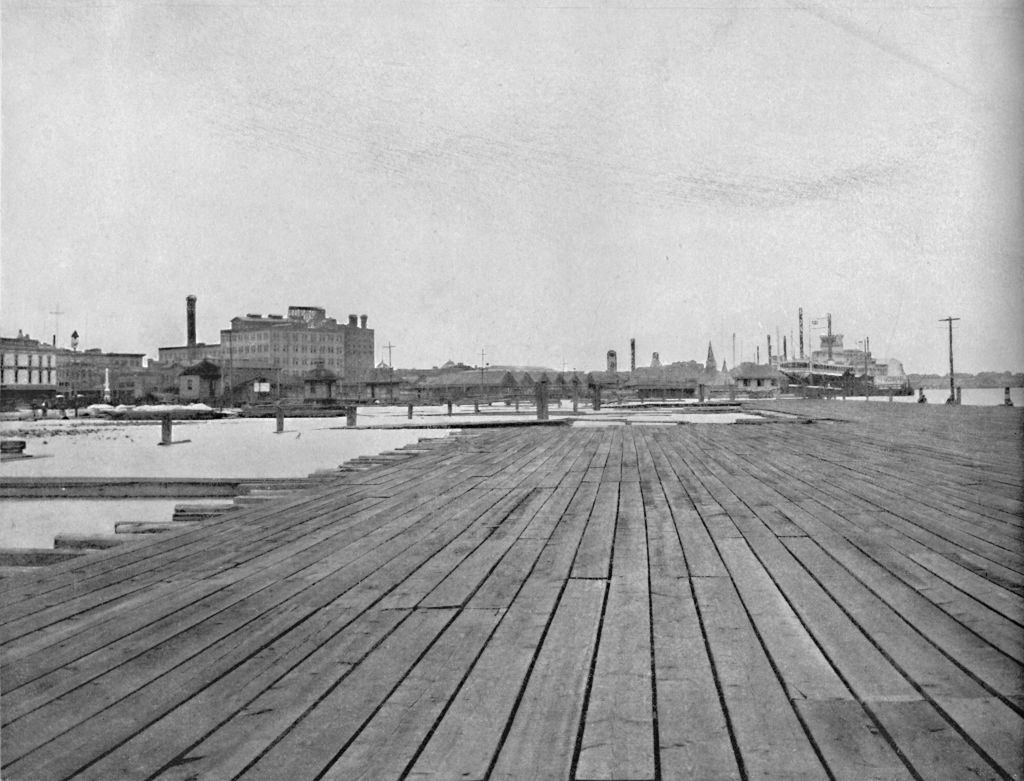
1, 353, 56, 368
1, 369, 56, 385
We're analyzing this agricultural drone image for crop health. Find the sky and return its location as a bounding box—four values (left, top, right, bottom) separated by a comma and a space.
2, 0, 1022, 375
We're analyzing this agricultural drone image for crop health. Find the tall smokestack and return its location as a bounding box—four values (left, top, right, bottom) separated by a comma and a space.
798, 308, 804, 360
630, 339, 636, 372
186, 295, 197, 348
767, 334, 772, 364
783, 335, 788, 360
360, 314, 368, 329
607, 350, 617, 373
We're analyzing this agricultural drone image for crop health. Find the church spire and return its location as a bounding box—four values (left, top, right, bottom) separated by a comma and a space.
705, 342, 717, 372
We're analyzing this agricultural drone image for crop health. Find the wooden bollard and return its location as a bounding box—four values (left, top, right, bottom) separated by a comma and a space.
346, 406, 357, 427
592, 386, 601, 412
407, 403, 414, 419
160, 414, 172, 446
275, 406, 284, 433
1005, 387, 1014, 406
536, 379, 549, 421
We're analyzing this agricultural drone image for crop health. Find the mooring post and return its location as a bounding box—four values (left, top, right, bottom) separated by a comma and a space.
346, 406, 357, 427
160, 414, 172, 446
699, 384, 705, 403
955, 386, 962, 405
447, 400, 453, 416
592, 386, 601, 412
536, 378, 549, 421
407, 403, 414, 419
1005, 387, 1014, 406
276, 405, 284, 433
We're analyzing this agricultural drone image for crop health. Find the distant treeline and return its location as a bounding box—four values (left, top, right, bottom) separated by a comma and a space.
906, 371, 1024, 389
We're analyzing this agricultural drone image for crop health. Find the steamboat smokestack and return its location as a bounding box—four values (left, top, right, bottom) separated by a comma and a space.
798, 308, 804, 360
186, 295, 197, 348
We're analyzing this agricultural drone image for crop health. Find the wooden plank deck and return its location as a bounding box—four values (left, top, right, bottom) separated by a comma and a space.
1, 401, 1022, 780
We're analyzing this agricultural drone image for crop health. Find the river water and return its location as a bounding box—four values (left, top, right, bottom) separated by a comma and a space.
854, 387, 1023, 406
0, 413, 453, 550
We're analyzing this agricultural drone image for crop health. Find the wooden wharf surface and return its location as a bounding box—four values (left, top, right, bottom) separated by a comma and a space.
1, 400, 1022, 780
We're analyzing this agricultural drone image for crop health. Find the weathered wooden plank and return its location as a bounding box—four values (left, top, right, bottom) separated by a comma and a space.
693, 575, 827, 779
490, 579, 606, 780
576, 582, 655, 779
650, 576, 740, 780
791, 700, 914, 781
418, 488, 553, 608
320, 607, 505, 780
784, 537, 1024, 772
718, 538, 851, 701
77, 606, 408, 781
571, 482, 619, 580
410, 579, 562, 779
238, 608, 457, 781
871, 700, 1005, 781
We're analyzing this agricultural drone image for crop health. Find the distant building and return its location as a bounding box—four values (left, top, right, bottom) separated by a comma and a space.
159, 305, 374, 384
0, 332, 60, 407
179, 359, 222, 402
58, 348, 146, 403
730, 362, 785, 395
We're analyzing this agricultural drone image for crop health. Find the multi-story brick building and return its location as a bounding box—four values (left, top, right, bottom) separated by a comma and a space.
58, 348, 146, 403
221, 307, 374, 381
0, 333, 60, 407
158, 303, 375, 384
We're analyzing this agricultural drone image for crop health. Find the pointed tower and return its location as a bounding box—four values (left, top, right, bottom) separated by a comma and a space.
722, 359, 728, 372
705, 342, 717, 372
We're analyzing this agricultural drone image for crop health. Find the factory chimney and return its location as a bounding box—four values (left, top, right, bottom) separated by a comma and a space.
767, 334, 772, 364
630, 339, 636, 371
360, 314, 368, 329
186, 295, 197, 349
607, 350, 617, 373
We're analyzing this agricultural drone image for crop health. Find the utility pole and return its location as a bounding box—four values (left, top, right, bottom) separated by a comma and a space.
50, 306, 65, 347
940, 317, 960, 404
383, 341, 395, 367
